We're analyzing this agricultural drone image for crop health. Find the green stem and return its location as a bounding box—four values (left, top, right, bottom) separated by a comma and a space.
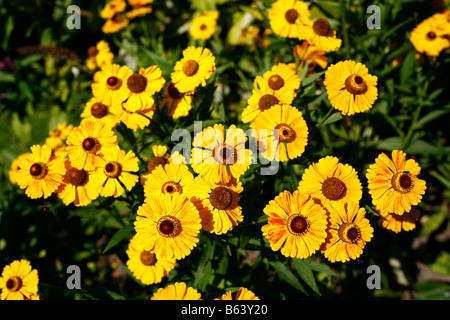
316, 106, 334, 128
339, 0, 350, 59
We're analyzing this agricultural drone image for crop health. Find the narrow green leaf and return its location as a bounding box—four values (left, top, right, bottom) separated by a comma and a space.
103, 223, 134, 254
321, 112, 343, 126
293, 258, 321, 295
270, 261, 308, 295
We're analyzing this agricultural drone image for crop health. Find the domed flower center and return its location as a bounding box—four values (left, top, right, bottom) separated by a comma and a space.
258, 94, 279, 111
338, 222, 361, 243
182, 59, 199, 76
200, 24, 207, 31
285, 9, 299, 24
212, 144, 236, 165
140, 250, 158, 266
30, 162, 48, 180
391, 172, 414, 194
426, 31, 436, 40
157, 215, 182, 238
287, 214, 308, 235
106, 76, 122, 90
82, 137, 101, 154
127, 74, 147, 93
88, 46, 99, 57
322, 177, 347, 201
345, 74, 368, 95
161, 181, 182, 194
312, 18, 331, 36
66, 167, 88, 186
268, 75, 285, 90
147, 156, 168, 172
167, 82, 184, 100
104, 161, 122, 178
274, 123, 296, 143
91, 102, 108, 118
6, 276, 22, 292
209, 186, 233, 210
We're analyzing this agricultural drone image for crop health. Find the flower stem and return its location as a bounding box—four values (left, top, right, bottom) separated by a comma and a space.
316, 106, 334, 128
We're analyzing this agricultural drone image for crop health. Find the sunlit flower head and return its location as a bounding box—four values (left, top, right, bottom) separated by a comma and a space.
216, 287, 260, 300
378, 207, 420, 233
91, 63, 133, 106
189, 11, 219, 40
150, 282, 202, 300
0, 260, 39, 300
410, 15, 450, 57
160, 82, 194, 119
80, 97, 121, 129
269, 0, 311, 38
297, 17, 342, 52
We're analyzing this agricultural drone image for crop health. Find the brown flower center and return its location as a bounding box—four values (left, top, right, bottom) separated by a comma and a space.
209, 186, 233, 210
200, 24, 207, 31
258, 94, 279, 111
287, 214, 308, 235
147, 156, 168, 172
82, 137, 101, 154
212, 144, 236, 165
268, 75, 285, 90
182, 59, 199, 76
30, 162, 49, 180
274, 123, 296, 143
157, 215, 182, 238
88, 46, 99, 57
6, 276, 22, 292
90, 102, 108, 118
167, 82, 184, 100
312, 18, 331, 36
161, 181, 182, 194
338, 222, 361, 243
140, 250, 158, 266
104, 161, 122, 178
106, 76, 122, 90
322, 177, 347, 201
285, 9, 299, 24
426, 31, 436, 40
127, 73, 148, 93
345, 74, 368, 95
66, 167, 88, 186
391, 172, 414, 194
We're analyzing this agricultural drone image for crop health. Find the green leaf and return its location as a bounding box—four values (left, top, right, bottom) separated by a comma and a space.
302, 71, 325, 87
194, 239, 216, 289
103, 223, 134, 254
413, 105, 450, 130
400, 50, 416, 84
293, 258, 321, 295
420, 204, 447, 236
270, 261, 308, 295
321, 112, 343, 126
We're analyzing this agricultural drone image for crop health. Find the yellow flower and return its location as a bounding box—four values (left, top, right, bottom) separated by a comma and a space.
100, 0, 126, 19
45, 122, 73, 153
410, 15, 450, 57
297, 17, 342, 52
321, 201, 374, 263
189, 11, 219, 40
253, 62, 301, 102
150, 282, 202, 300
171, 46, 216, 93
269, 0, 311, 38
134, 193, 202, 260
241, 86, 294, 124
261, 190, 329, 259
91, 63, 133, 106
126, 6, 153, 19
191, 124, 252, 184
186, 175, 244, 235
160, 82, 194, 119
8, 152, 31, 184
366, 150, 426, 216
0, 260, 39, 300
378, 208, 420, 233
143, 162, 194, 200
56, 158, 103, 207
16, 144, 66, 199
120, 65, 166, 112
85, 40, 114, 71
298, 156, 362, 206
65, 120, 118, 171
250, 104, 308, 162
293, 41, 328, 74
102, 14, 129, 34
112, 103, 156, 131
80, 97, 121, 129
323, 60, 378, 116
126, 235, 176, 285
216, 287, 260, 300
90, 145, 140, 198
